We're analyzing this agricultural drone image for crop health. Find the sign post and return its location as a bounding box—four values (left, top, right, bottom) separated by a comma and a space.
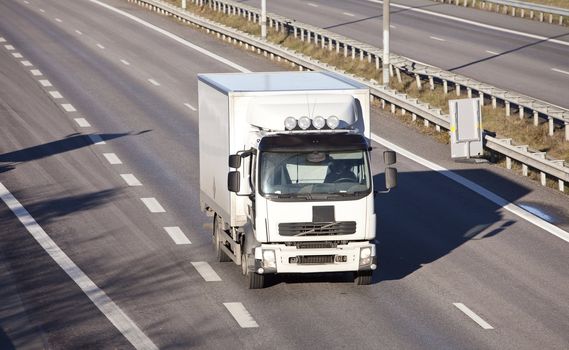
449, 98, 483, 160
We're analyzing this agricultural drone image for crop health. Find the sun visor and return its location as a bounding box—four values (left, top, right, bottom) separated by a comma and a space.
246, 94, 358, 131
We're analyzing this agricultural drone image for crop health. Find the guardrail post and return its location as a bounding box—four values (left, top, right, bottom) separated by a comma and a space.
560, 180, 565, 192
336, 41, 341, 53
415, 74, 422, 89
391, 103, 396, 114
540, 172, 547, 186
424, 119, 430, 127
375, 56, 380, 70
396, 67, 402, 83
522, 164, 528, 176
300, 28, 304, 41
359, 49, 364, 61
479, 92, 485, 105
565, 122, 569, 141
548, 117, 554, 136
521, 8, 525, 18
549, 13, 553, 24
511, 7, 515, 16
467, 87, 472, 98
344, 44, 348, 57
506, 101, 511, 116
455, 83, 461, 96
539, 12, 544, 22
530, 10, 534, 19
492, 96, 497, 109
351, 47, 356, 59
533, 111, 539, 126
560, 16, 564, 25
506, 156, 512, 169
443, 80, 448, 94
519, 106, 524, 119
429, 76, 434, 90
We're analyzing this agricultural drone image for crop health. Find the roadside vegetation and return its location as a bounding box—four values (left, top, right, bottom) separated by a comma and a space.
164, 0, 569, 166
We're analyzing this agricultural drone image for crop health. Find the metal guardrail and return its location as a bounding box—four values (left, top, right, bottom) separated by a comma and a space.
128, 0, 569, 192
174, 0, 569, 142
434, 0, 568, 25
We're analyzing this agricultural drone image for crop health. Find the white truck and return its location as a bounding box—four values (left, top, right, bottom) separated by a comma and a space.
198, 71, 397, 288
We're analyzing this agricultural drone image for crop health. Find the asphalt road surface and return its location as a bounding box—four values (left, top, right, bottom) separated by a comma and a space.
1, 0, 569, 349
240, 0, 569, 108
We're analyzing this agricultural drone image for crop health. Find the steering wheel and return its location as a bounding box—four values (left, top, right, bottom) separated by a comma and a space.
333, 177, 355, 183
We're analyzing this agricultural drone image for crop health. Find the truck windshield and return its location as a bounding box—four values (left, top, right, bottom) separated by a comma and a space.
259, 150, 371, 199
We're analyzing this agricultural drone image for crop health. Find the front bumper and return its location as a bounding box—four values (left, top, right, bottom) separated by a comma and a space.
253, 241, 377, 274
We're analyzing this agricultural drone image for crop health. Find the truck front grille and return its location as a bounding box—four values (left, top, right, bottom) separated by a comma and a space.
294, 241, 338, 249
279, 221, 356, 236
291, 255, 336, 264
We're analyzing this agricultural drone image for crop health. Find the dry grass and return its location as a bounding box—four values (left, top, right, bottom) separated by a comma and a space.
165, 0, 569, 162
521, 0, 569, 10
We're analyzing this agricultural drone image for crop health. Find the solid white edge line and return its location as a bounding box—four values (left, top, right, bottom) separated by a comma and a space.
120, 59, 131, 66
453, 303, 494, 330
140, 197, 166, 213
371, 134, 569, 243
75, 30, 83, 35
486, 50, 499, 55
429, 36, 446, 42
147, 78, 160, 86
552, 68, 569, 76
40, 8, 46, 13
0, 182, 158, 350
368, 0, 569, 47
55, 18, 62, 23
164, 227, 192, 245
191, 262, 222, 281
103, 152, 122, 165
307, 2, 318, 7
89, 0, 250, 73
74, 118, 91, 127
97, 43, 105, 49
120, 173, 143, 186
342, 12, 355, 17
223, 302, 259, 328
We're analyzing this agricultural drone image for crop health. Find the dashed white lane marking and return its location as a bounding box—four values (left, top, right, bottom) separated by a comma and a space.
89, 0, 250, 73
307, 2, 318, 7
223, 303, 259, 328
103, 153, 122, 165
120, 59, 130, 66
12, 53, 23, 58
30, 69, 42, 76
120, 174, 142, 187
55, 18, 62, 23
486, 50, 499, 55
147, 78, 160, 86
75, 30, 83, 35
96, 43, 105, 49
0, 37, 5, 43
49, 90, 63, 99
368, 0, 569, 48
74, 118, 91, 128
429, 36, 446, 42
39, 79, 52, 87
552, 68, 569, 76
40, 8, 45, 13
0, 182, 158, 350
371, 135, 569, 243
184, 103, 197, 111
21, 60, 33, 67
453, 303, 494, 330
4, 45, 15, 50
390, 24, 396, 29
165, 227, 192, 245
23, 0, 29, 4
191, 262, 221, 281
342, 12, 355, 17
61, 103, 76, 112
140, 198, 166, 213
88, 134, 106, 145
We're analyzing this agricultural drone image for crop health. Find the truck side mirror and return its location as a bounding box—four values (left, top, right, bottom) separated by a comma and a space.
385, 167, 398, 189
383, 150, 396, 165
229, 154, 241, 168
228, 171, 240, 192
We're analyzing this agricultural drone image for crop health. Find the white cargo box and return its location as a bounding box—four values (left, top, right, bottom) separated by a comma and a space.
198, 71, 370, 227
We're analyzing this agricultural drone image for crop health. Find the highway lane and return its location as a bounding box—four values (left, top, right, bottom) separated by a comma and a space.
239, 0, 569, 108
1, 0, 569, 348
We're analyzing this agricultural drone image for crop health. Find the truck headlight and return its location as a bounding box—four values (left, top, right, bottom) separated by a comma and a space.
312, 116, 326, 129
359, 247, 372, 266
284, 116, 297, 130
262, 250, 276, 268
298, 116, 311, 130
326, 116, 340, 129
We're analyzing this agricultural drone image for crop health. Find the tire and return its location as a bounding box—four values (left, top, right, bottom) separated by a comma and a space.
241, 243, 265, 289
213, 215, 231, 262
354, 271, 373, 285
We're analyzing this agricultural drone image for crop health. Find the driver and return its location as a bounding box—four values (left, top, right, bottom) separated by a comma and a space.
325, 161, 357, 183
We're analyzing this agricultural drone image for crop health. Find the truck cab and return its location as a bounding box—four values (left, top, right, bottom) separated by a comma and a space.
199, 72, 397, 288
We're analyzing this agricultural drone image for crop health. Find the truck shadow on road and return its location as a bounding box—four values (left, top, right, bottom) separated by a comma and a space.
0, 131, 149, 173
372, 168, 531, 283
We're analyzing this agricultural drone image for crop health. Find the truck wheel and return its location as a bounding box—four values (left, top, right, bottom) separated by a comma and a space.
354, 271, 373, 285
213, 215, 231, 262
241, 246, 265, 289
